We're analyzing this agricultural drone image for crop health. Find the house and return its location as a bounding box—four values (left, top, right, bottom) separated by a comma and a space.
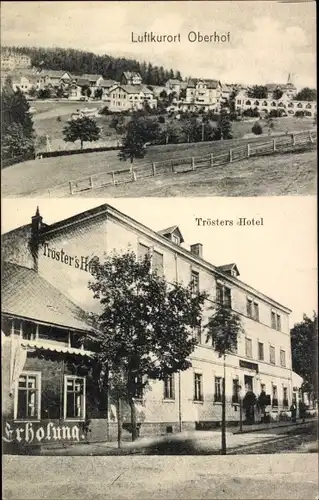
1, 50, 31, 71
35, 70, 73, 89
108, 84, 157, 112
180, 78, 222, 112
165, 79, 183, 96
9, 70, 40, 93
235, 91, 317, 117
265, 75, 297, 100
120, 71, 143, 85
99, 79, 118, 101
2, 203, 303, 451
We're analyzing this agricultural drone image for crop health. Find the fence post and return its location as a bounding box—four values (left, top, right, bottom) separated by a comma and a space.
132, 170, 137, 182
89, 176, 94, 189
210, 153, 214, 167
291, 134, 296, 146
69, 181, 74, 195
273, 138, 276, 151
247, 143, 251, 158
309, 131, 314, 143
229, 149, 233, 163
171, 160, 175, 173
191, 157, 195, 170
111, 171, 115, 185
152, 162, 156, 176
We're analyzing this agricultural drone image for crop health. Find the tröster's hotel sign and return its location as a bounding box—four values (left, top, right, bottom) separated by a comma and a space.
131, 31, 231, 44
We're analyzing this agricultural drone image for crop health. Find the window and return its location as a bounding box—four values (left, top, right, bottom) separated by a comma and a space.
164, 374, 175, 400
191, 270, 200, 294
276, 314, 281, 331
216, 283, 232, 308
232, 379, 240, 404
260, 383, 266, 392
272, 385, 278, 407
271, 311, 276, 329
258, 342, 264, 361
245, 337, 252, 358
152, 250, 164, 276
138, 242, 150, 261
253, 303, 259, 322
214, 376, 223, 402
194, 324, 202, 344
172, 234, 180, 245
15, 372, 41, 420
22, 321, 36, 341
246, 298, 253, 318
280, 349, 286, 367
64, 376, 85, 420
194, 373, 203, 401
283, 387, 288, 408
270, 346, 276, 365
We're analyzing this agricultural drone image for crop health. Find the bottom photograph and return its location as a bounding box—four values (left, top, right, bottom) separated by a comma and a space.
1, 197, 317, 456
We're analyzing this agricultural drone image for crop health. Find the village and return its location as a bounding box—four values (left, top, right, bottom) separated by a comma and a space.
1, 48, 317, 118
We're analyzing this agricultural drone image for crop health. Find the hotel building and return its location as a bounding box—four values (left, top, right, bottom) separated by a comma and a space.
2, 203, 302, 449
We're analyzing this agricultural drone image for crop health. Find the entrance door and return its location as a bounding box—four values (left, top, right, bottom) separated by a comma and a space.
244, 375, 253, 392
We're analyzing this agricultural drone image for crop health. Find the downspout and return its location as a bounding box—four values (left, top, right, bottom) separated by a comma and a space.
175, 252, 182, 432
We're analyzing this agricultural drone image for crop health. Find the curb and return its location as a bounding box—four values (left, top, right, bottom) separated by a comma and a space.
232, 420, 313, 435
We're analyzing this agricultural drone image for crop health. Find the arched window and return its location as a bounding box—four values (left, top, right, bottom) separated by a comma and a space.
246, 100, 251, 105
255, 100, 260, 106
263, 101, 268, 106
306, 103, 312, 109
297, 102, 303, 108
271, 101, 277, 107
288, 102, 294, 108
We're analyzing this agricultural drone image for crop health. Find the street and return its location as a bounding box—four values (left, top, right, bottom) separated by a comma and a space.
3, 422, 318, 500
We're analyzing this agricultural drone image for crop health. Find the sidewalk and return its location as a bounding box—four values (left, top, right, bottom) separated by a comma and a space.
38, 419, 316, 456
232, 418, 314, 434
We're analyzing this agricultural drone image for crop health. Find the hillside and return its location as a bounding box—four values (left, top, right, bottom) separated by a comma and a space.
3, 46, 182, 86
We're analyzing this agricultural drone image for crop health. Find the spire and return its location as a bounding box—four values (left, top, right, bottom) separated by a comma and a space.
287, 73, 292, 84
35, 206, 40, 217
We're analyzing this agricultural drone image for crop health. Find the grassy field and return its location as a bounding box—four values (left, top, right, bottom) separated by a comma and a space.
3, 131, 313, 196
31, 100, 315, 151
74, 149, 318, 197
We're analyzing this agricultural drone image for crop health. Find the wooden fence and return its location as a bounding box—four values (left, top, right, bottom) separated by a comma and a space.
46, 129, 317, 197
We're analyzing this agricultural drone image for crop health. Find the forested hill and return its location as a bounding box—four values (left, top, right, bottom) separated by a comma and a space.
3, 46, 183, 86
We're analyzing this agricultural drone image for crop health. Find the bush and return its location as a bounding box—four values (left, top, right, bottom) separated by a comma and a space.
295, 110, 305, 118
243, 108, 260, 118
158, 116, 165, 123
252, 122, 263, 135
98, 106, 112, 115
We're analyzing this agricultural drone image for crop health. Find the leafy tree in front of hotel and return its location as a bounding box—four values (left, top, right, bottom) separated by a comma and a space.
119, 116, 160, 164
247, 85, 268, 99
62, 115, 101, 149
87, 250, 208, 444
206, 302, 244, 454
290, 313, 318, 404
214, 110, 233, 140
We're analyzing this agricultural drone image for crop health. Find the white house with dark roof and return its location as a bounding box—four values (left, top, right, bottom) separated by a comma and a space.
180, 78, 222, 112
1, 203, 303, 450
121, 71, 143, 85
108, 84, 157, 111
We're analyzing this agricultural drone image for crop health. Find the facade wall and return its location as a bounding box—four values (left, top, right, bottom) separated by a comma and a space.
235, 95, 317, 117
2, 208, 297, 445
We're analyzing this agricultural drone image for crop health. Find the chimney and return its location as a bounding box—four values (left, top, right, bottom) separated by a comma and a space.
30, 206, 43, 271
190, 243, 203, 258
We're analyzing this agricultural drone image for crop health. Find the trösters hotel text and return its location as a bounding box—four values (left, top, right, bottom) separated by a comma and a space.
131, 31, 231, 43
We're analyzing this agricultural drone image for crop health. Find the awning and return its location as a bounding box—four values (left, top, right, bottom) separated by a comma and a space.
21, 339, 94, 357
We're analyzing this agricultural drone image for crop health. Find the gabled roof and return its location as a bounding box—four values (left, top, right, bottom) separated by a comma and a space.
157, 225, 184, 243
81, 74, 103, 82
186, 78, 221, 89
10, 71, 38, 84
112, 84, 153, 95
75, 78, 90, 87
40, 70, 72, 79
217, 263, 240, 277
123, 71, 141, 79
166, 79, 182, 85
2, 261, 92, 332
99, 79, 117, 88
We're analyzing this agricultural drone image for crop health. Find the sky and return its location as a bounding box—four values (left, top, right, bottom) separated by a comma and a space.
2, 196, 317, 327
1, 1, 316, 87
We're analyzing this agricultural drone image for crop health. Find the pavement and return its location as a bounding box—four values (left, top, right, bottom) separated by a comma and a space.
3, 453, 318, 499
37, 420, 317, 456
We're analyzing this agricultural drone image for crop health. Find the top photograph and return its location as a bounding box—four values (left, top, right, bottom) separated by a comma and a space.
1, 0, 317, 198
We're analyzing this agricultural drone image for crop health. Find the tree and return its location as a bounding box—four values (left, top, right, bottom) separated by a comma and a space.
252, 122, 263, 135
159, 90, 168, 99
37, 88, 51, 99
247, 85, 268, 99
216, 110, 233, 140
88, 250, 208, 443
295, 88, 317, 102
110, 115, 126, 134
81, 85, 91, 98
206, 303, 244, 454
94, 87, 103, 100
290, 313, 318, 404
62, 116, 101, 149
273, 88, 283, 100
119, 116, 160, 164
1, 81, 35, 164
